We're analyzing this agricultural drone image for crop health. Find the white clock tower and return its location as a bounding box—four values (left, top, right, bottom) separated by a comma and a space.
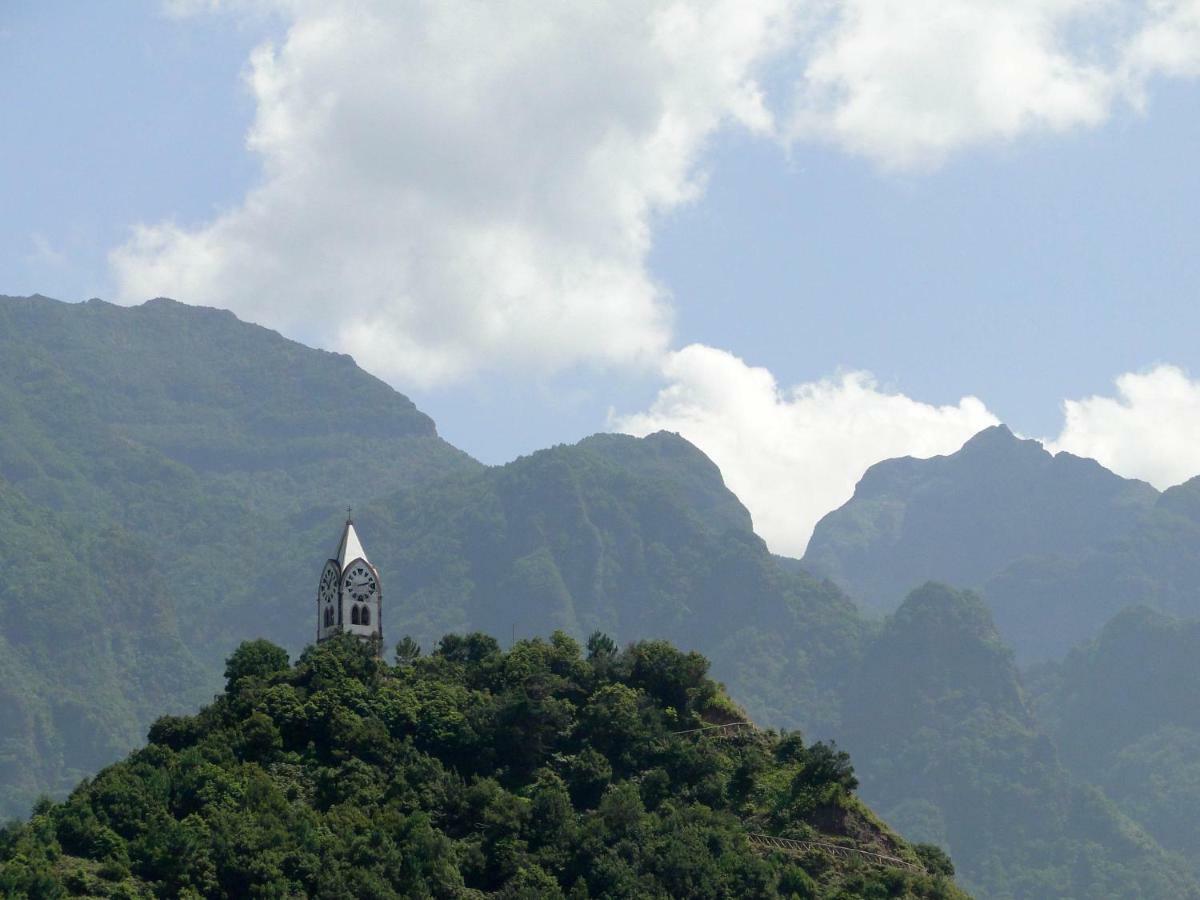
317, 514, 383, 651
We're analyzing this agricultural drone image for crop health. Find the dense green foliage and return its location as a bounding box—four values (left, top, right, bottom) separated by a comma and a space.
0, 635, 967, 899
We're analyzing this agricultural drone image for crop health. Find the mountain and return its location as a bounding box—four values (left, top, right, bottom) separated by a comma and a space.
1029, 606, 1200, 877
985, 475, 1200, 659
804, 418, 1200, 663
0, 480, 203, 817
0, 294, 862, 819
3, 293, 1196, 899
803, 425, 1158, 617
0, 635, 969, 899
839, 584, 1200, 900
311, 430, 866, 736
0, 294, 478, 818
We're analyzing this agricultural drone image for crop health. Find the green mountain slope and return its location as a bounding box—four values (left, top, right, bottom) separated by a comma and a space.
799, 424, 1200, 662
0, 478, 204, 818
0, 635, 968, 899
0, 295, 470, 512
1029, 606, 1200, 876
0, 294, 478, 818
985, 476, 1200, 659
839, 584, 1199, 900
802, 425, 1157, 617
311, 431, 868, 736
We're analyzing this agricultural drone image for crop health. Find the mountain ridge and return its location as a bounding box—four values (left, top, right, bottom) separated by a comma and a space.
802, 423, 1161, 651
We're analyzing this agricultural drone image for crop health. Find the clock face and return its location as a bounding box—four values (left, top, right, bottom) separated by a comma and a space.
318, 564, 338, 606
344, 563, 377, 604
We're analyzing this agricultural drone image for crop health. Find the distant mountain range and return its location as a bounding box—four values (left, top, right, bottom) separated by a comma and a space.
3, 293, 1200, 899
804, 423, 1200, 661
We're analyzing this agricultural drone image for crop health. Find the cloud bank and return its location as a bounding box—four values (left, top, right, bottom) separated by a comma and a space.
114, 1, 1200, 385
613, 344, 999, 556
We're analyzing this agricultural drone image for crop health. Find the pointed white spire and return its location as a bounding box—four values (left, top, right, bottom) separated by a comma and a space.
335, 515, 368, 569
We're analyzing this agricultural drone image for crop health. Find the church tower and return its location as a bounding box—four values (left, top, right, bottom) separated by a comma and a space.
317, 515, 382, 651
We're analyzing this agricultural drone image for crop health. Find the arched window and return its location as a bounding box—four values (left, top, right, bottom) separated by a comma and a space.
323, 607, 333, 627
351, 605, 361, 625
361, 606, 371, 626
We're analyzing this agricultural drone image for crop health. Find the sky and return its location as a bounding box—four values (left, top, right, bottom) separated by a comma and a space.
5, 0, 1200, 555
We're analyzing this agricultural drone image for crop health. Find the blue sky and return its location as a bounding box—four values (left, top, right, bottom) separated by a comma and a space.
6, 1, 1200, 553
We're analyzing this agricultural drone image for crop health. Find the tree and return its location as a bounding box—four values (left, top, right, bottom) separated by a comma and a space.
436, 632, 499, 663
586, 631, 616, 660
223, 640, 289, 691
395, 635, 422, 666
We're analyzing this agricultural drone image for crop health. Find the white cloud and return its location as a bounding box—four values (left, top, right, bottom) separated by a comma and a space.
1122, 0, 1200, 86
113, 1, 1200, 385
116, 0, 794, 386
786, 0, 1200, 169
612, 344, 998, 556
1050, 365, 1200, 489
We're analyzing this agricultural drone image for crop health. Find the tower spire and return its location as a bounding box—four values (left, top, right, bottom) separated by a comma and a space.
335, 517, 368, 569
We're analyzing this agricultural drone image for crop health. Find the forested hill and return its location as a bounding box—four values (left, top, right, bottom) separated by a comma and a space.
0, 635, 968, 900
0, 294, 859, 820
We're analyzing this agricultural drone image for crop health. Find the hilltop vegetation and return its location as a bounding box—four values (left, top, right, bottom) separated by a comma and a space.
0, 635, 966, 899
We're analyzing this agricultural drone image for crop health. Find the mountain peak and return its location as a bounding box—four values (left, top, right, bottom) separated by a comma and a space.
965, 422, 1016, 442
956, 423, 1047, 460
803, 422, 1159, 617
